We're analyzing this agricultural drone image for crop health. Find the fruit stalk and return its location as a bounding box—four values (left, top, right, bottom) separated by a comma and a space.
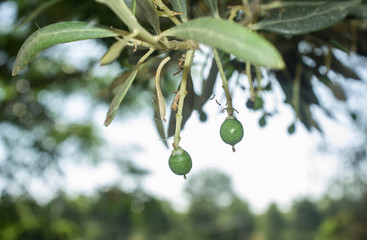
172, 48, 195, 149
213, 48, 234, 116
246, 61, 255, 100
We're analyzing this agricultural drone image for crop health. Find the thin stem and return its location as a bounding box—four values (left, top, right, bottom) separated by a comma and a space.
153, 0, 182, 26
213, 48, 233, 116
292, 63, 303, 118
255, 66, 262, 93
246, 62, 255, 100
172, 49, 195, 149
137, 48, 155, 67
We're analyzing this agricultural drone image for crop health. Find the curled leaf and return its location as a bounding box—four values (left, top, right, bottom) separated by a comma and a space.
155, 56, 171, 122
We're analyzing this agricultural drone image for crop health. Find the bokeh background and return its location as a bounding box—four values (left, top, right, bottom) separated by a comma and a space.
1, 0, 367, 239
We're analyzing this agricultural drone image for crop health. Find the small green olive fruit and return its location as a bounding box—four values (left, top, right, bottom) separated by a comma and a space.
169, 147, 192, 177
220, 116, 244, 151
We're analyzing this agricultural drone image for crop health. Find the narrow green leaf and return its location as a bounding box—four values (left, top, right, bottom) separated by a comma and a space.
12, 21, 118, 76
152, 98, 168, 147
152, 96, 168, 147
104, 48, 155, 126
205, 0, 219, 17
169, 0, 187, 22
104, 69, 138, 126
100, 40, 128, 66
137, 0, 161, 33
252, 0, 361, 35
100, 31, 139, 66
163, 17, 284, 69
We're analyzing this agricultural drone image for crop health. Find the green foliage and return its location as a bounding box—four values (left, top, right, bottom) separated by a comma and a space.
9, 0, 366, 146
252, 1, 361, 35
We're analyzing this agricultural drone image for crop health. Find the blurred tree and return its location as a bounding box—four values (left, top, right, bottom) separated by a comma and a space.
315, 193, 367, 240
184, 169, 255, 240
263, 203, 285, 240
184, 169, 234, 206
288, 199, 323, 240
0, 187, 181, 240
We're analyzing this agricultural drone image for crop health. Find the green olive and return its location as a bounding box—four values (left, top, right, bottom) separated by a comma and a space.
220, 116, 244, 150
169, 147, 192, 177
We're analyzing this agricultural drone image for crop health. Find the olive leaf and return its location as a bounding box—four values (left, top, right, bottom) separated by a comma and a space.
100, 39, 128, 66
137, 0, 161, 33
251, 0, 361, 35
104, 69, 138, 126
169, 0, 188, 22
162, 17, 285, 69
12, 21, 119, 76
104, 48, 155, 126
100, 31, 139, 66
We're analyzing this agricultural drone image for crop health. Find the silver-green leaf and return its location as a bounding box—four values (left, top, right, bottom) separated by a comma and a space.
12, 21, 118, 76
251, 0, 361, 35
163, 17, 284, 69
137, 0, 161, 33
